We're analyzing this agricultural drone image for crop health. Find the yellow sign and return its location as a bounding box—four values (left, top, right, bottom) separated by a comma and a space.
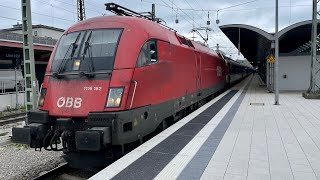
268, 55, 275, 63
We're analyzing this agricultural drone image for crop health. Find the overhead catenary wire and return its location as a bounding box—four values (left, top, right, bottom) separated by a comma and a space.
165, 0, 221, 44
0, 0, 106, 28
159, 0, 194, 27
0, 15, 21, 22
177, 0, 235, 50
142, 0, 315, 12
142, 0, 256, 51
0, 4, 75, 23
143, 0, 259, 12
33, 0, 75, 14
219, 0, 259, 11
153, 0, 240, 59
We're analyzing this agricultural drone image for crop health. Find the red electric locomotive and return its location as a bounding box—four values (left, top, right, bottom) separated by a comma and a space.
13, 3, 250, 167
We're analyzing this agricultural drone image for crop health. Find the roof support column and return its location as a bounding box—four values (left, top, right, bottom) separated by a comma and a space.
303, 0, 320, 99
21, 0, 37, 110
238, 28, 241, 55
274, 0, 280, 105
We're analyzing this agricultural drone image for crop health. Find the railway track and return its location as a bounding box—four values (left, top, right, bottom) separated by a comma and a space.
0, 112, 25, 120
34, 163, 101, 180
34, 163, 73, 180
0, 112, 26, 126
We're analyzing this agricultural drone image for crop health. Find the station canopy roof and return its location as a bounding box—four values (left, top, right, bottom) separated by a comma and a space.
219, 20, 320, 67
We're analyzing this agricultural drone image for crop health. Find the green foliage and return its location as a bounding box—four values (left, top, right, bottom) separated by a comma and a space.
9, 143, 30, 150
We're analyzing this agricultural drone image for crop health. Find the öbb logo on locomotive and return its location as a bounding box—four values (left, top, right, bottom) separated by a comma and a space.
57, 97, 82, 108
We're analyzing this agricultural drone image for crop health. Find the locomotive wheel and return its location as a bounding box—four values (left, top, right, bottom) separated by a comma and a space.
161, 119, 169, 130
112, 145, 124, 160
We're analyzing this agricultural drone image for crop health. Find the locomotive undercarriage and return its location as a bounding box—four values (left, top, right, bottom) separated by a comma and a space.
12, 113, 110, 153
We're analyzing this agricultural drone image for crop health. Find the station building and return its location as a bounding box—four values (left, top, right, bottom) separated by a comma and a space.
0, 24, 64, 86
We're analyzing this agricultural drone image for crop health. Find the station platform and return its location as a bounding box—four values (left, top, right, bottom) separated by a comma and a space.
90, 75, 320, 180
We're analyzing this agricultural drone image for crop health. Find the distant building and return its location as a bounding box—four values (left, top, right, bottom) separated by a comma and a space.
0, 24, 64, 86
1, 23, 65, 40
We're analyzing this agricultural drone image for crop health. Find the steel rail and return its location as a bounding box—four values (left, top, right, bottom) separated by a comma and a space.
33, 163, 73, 180
0, 115, 26, 126
0, 112, 25, 121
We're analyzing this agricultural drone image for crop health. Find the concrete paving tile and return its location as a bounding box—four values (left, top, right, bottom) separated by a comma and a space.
248, 160, 270, 175
250, 149, 268, 157
247, 173, 270, 180
228, 160, 249, 167
311, 162, 320, 172
207, 160, 229, 167
287, 158, 310, 166
290, 163, 314, 173
270, 171, 294, 180
248, 165, 270, 175
226, 165, 248, 176
314, 170, 320, 179
200, 173, 223, 180
249, 153, 269, 161
223, 173, 247, 180
269, 158, 290, 166
286, 152, 307, 159
204, 167, 227, 177
292, 172, 317, 180
269, 165, 292, 174
249, 159, 269, 167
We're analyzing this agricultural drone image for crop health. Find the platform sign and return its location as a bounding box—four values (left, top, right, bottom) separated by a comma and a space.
268, 55, 275, 63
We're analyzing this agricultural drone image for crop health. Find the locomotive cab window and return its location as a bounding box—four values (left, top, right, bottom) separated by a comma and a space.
136, 40, 158, 67
51, 28, 123, 73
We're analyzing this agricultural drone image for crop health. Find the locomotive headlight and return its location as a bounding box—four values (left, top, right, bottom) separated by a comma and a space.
116, 97, 121, 105
73, 59, 81, 70
38, 88, 47, 107
106, 87, 124, 108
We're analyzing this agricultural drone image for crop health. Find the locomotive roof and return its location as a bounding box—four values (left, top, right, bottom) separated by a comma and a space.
65, 16, 219, 58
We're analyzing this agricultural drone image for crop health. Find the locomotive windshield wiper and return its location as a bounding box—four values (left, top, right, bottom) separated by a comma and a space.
81, 31, 95, 78
54, 33, 82, 78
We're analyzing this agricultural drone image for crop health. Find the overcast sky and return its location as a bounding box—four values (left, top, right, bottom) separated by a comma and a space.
0, 0, 314, 60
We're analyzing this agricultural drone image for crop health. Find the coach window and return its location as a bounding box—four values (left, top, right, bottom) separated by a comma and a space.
136, 40, 158, 67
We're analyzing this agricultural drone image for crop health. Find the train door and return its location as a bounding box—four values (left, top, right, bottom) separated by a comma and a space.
195, 52, 202, 93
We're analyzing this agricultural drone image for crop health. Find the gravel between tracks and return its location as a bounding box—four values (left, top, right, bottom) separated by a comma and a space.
0, 121, 66, 180
0, 141, 65, 180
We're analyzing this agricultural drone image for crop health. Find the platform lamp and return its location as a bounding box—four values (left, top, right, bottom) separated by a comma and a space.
175, 14, 179, 24
216, 10, 220, 24
207, 11, 210, 26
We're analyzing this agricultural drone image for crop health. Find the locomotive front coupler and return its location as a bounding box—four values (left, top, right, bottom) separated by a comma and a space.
55, 118, 86, 153
55, 118, 112, 153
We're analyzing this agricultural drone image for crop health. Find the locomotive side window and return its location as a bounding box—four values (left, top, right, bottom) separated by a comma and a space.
177, 35, 194, 48
136, 40, 158, 67
150, 42, 157, 62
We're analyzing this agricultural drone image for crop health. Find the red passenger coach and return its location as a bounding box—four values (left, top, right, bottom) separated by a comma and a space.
12, 3, 249, 167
